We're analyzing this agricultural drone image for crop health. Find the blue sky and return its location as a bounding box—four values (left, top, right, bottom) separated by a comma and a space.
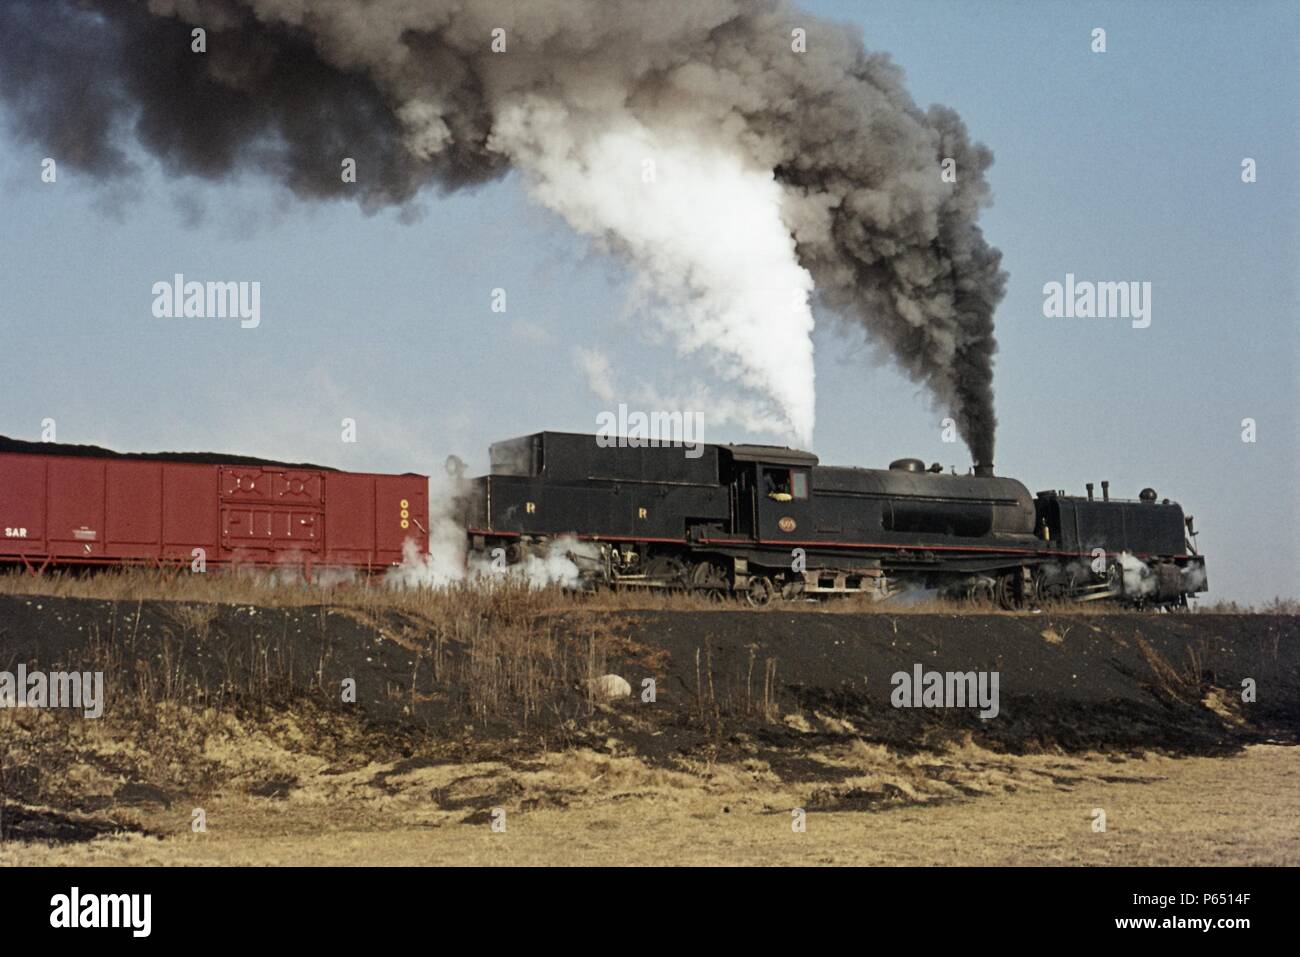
1, 0, 1296, 602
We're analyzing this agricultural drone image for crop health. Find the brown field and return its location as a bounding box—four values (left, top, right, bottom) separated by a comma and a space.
3, 725, 1295, 866
1, 571, 1296, 866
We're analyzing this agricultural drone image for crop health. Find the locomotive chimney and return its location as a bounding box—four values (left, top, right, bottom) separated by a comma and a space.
973, 461, 993, 477
1086, 482, 1094, 501
1101, 480, 1110, 502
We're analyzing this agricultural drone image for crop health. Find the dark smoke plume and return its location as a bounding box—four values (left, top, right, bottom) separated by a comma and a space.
0, 0, 1005, 462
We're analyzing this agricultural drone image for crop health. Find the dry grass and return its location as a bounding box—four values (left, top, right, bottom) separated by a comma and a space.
4, 711, 1295, 865
3, 567, 1287, 616
1197, 596, 1300, 615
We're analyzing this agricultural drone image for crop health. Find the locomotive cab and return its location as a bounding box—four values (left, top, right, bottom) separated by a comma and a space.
721, 445, 819, 542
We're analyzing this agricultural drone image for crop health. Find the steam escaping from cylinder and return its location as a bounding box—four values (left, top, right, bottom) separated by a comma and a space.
1117, 552, 1158, 599
384, 474, 602, 590
386, 533, 593, 591
0, 0, 1005, 458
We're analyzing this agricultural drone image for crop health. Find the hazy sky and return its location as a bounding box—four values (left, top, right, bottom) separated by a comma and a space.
1, 1, 1296, 602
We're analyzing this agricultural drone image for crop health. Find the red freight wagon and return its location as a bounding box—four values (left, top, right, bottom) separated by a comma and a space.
0, 439, 429, 575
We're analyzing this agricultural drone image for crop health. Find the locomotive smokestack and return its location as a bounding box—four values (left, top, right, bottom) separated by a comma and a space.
1101, 480, 1110, 502
1086, 482, 1094, 501
973, 462, 994, 478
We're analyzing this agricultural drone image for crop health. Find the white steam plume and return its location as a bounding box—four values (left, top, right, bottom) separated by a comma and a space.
576, 346, 794, 438
494, 103, 816, 443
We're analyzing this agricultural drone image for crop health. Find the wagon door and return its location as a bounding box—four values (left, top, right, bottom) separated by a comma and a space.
46, 458, 106, 559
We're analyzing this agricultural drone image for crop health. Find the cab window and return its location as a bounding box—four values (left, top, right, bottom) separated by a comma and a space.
763, 468, 791, 500
791, 470, 809, 500
763, 468, 809, 501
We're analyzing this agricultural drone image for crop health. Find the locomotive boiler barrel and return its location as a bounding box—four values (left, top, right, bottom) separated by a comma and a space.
882, 500, 994, 536
860, 471, 1037, 538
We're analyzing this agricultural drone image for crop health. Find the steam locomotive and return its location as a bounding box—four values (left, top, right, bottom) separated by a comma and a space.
457, 431, 1208, 608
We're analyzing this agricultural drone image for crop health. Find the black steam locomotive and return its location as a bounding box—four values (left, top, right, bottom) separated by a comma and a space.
457, 432, 1207, 607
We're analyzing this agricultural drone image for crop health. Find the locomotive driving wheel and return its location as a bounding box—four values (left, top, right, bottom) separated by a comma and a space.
966, 578, 996, 606
689, 560, 729, 600
1032, 566, 1074, 604
994, 572, 1023, 610
643, 555, 688, 590
1031, 567, 1052, 602
745, 575, 775, 607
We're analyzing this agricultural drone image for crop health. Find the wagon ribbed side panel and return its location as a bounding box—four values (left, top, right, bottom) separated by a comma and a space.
0, 454, 49, 557
0, 448, 428, 573
161, 464, 220, 561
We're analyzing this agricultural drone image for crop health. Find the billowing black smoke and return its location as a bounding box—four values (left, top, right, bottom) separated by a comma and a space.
0, 0, 1005, 462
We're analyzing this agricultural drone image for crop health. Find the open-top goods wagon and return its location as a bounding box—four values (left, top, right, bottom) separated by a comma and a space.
0, 437, 428, 576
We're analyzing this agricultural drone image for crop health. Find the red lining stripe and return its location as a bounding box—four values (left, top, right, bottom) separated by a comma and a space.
465, 529, 1192, 563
